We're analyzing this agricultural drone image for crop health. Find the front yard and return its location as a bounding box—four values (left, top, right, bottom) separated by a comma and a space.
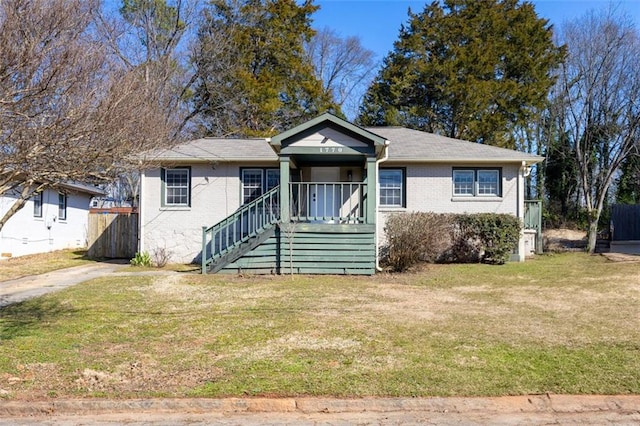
0, 253, 638, 399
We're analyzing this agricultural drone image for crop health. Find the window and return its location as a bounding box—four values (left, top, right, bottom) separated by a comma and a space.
242, 169, 263, 203
379, 169, 405, 207
58, 193, 67, 220
266, 169, 280, 191
477, 170, 500, 195
453, 168, 501, 197
33, 192, 43, 218
453, 170, 474, 196
162, 167, 191, 206
241, 168, 280, 203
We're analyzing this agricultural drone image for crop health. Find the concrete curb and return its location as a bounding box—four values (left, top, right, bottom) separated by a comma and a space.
0, 395, 638, 418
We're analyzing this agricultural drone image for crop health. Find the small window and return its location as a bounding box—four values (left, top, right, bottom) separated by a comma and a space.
58, 193, 67, 220
379, 169, 405, 207
453, 168, 501, 197
163, 167, 191, 206
266, 169, 281, 192
241, 169, 263, 203
453, 170, 475, 196
241, 168, 280, 203
477, 170, 499, 196
33, 192, 43, 218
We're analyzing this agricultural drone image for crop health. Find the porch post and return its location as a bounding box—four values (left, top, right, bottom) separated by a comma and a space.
280, 156, 290, 223
366, 157, 377, 225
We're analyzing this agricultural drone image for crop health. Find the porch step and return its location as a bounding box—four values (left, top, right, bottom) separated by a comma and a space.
220, 223, 376, 275
207, 226, 277, 273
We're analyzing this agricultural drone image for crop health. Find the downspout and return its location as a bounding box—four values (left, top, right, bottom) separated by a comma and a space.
517, 161, 531, 262
375, 141, 390, 272
138, 169, 145, 254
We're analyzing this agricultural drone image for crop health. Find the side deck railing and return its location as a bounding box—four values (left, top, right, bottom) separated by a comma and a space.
290, 182, 367, 223
202, 186, 280, 273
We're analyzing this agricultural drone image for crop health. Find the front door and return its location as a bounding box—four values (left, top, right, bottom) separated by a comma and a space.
310, 167, 340, 221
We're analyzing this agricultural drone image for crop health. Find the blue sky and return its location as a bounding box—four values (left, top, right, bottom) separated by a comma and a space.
312, 0, 640, 61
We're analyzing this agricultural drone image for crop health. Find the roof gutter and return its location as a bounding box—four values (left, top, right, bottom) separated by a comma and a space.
375, 141, 390, 272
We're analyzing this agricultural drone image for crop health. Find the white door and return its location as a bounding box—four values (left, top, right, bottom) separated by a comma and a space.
310, 167, 340, 221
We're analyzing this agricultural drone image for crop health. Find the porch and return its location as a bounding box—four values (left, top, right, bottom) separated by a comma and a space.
201, 181, 376, 274
201, 113, 388, 274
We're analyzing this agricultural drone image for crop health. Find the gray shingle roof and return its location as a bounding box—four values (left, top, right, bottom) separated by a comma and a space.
150, 128, 543, 165
147, 137, 277, 162
367, 127, 543, 164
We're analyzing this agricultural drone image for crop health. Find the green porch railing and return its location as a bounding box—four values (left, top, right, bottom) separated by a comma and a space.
524, 200, 543, 254
290, 182, 367, 223
202, 185, 280, 273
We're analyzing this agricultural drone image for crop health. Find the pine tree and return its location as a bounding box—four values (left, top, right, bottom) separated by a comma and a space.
190, 0, 337, 137
358, 0, 564, 148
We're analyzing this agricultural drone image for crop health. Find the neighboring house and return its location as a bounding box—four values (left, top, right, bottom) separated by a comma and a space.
0, 183, 104, 259
140, 113, 543, 274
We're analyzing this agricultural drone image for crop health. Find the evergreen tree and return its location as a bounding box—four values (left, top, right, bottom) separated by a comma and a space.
190, 0, 336, 137
544, 131, 579, 223
616, 152, 640, 205
358, 0, 564, 148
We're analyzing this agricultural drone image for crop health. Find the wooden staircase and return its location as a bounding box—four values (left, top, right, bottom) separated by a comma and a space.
201, 186, 280, 273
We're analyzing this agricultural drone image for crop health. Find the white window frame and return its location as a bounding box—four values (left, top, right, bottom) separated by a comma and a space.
379, 169, 405, 208
453, 170, 475, 196
477, 170, 500, 196
163, 167, 191, 207
58, 193, 67, 221
33, 191, 43, 218
453, 168, 501, 197
241, 168, 280, 204
241, 169, 264, 203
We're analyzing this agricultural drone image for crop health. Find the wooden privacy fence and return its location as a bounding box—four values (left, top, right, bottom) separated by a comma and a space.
87, 213, 138, 259
611, 204, 640, 241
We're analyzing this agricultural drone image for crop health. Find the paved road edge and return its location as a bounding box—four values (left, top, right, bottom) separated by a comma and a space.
0, 395, 639, 417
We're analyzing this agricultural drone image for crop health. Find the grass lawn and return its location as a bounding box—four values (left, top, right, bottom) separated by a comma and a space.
0, 250, 94, 281
0, 252, 638, 399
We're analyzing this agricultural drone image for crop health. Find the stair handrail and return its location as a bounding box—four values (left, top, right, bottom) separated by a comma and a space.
202, 185, 280, 273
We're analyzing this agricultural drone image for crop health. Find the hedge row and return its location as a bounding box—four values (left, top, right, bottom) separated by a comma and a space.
382, 212, 522, 272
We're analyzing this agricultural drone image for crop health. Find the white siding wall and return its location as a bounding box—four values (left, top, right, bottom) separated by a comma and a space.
377, 163, 522, 246
0, 189, 92, 258
141, 163, 276, 263
141, 161, 526, 264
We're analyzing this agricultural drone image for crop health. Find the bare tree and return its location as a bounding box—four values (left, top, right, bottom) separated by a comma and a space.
0, 0, 178, 230
306, 27, 377, 120
554, 8, 640, 253
93, 0, 199, 205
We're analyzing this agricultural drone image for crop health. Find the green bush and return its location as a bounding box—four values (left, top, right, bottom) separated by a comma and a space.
130, 251, 152, 267
455, 213, 522, 265
382, 212, 522, 271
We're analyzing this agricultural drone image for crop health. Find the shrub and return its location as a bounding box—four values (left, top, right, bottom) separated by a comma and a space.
382, 212, 523, 271
130, 251, 152, 267
454, 213, 522, 264
151, 247, 173, 268
383, 212, 454, 272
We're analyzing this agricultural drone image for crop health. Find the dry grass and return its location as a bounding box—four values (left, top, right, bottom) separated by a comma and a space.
0, 252, 639, 399
0, 250, 93, 281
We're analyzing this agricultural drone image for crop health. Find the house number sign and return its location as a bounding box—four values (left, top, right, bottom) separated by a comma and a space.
319, 147, 344, 153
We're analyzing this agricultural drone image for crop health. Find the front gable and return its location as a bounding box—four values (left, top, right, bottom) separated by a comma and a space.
269, 113, 387, 159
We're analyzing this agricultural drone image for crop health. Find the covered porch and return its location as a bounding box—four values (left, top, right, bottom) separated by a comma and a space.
202, 113, 388, 275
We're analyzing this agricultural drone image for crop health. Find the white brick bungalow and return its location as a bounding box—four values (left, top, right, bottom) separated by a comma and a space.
140, 113, 542, 274
0, 183, 104, 259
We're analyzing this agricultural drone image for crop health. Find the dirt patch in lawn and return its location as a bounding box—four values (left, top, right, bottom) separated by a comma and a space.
543, 229, 587, 252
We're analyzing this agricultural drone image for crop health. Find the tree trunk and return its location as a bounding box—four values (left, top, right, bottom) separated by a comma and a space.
586, 213, 599, 254
0, 184, 36, 232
